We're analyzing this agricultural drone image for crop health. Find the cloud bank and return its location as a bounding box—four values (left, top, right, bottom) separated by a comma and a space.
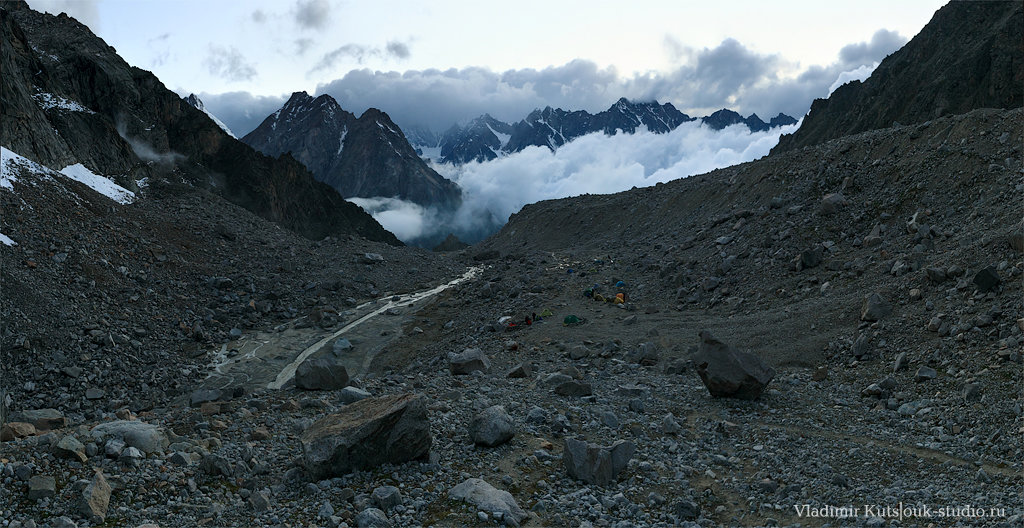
353, 118, 800, 246
200, 29, 906, 137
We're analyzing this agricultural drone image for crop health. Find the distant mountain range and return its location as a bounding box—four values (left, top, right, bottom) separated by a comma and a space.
408, 99, 797, 165
242, 92, 461, 209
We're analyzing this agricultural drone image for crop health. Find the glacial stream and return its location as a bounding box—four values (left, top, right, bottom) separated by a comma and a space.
195, 266, 482, 395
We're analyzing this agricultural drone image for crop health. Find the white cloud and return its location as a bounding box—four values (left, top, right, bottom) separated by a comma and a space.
828, 62, 878, 96
353, 119, 800, 245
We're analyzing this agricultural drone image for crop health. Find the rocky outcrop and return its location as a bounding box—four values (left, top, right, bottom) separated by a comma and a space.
300, 393, 431, 478
773, 1, 1023, 153
242, 92, 462, 209
1, 3, 398, 244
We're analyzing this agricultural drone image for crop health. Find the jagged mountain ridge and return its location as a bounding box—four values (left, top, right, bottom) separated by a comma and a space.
0, 1, 398, 244
242, 92, 462, 210
773, 0, 1023, 153
417, 98, 796, 165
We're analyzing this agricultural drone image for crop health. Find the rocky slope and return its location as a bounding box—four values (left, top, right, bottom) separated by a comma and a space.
0, 1, 396, 244
425, 99, 796, 165
773, 0, 1023, 153
2, 107, 1020, 528
1, 1, 1021, 527
242, 92, 462, 209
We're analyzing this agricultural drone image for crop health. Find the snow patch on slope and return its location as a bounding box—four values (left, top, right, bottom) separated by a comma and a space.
33, 92, 94, 113
59, 164, 136, 204
0, 233, 16, 246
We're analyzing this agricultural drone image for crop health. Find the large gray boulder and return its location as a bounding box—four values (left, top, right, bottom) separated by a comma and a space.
693, 330, 775, 399
301, 393, 431, 479
449, 478, 527, 526
90, 420, 169, 454
449, 348, 490, 374
563, 437, 635, 486
295, 356, 350, 390
469, 405, 515, 447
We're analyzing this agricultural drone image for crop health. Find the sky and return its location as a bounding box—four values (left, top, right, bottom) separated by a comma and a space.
26, 0, 947, 137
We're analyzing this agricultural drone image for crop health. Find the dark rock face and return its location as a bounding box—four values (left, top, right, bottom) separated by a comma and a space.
438, 114, 514, 164
242, 92, 461, 209
1, 5, 397, 244
773, 1, 1023, 153
693, 330, 775, 399
300, 393, 431, 479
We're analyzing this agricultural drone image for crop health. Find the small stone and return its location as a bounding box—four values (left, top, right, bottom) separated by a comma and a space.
85, 388, 105, 400
469, 405, 515, 447
27, 475, 56, 500
79, 470, 111, 523
819, 193, 847, 215
339, 386, 372, 404
674, 499, 701, 520
851, 334, 872, 360
914, 366, 937, 382
563, 437, 635, 485
54, 435, 87, 462
372, 485, 402, 510
963, 383, 981, 401
811, 366, 828, 381
661, 413, 682, 435
355, 507, 391, 528
893, 352, 908, 372
1, 421, 36, 441
449, 348, 490, 375
973, 267, 1001, 292
506, 363, 532, 378
250, 427, 271, 441
250, 490, 271, 511
860, 292, 892, 321
553, 380, 593, 397
448, 478, 527, 526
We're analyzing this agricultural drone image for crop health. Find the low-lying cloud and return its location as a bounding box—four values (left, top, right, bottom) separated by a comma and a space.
354, 118, 800, 247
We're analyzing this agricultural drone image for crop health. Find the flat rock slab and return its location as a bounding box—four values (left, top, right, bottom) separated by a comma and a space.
90, 420, 169, 454
448, 478, 527, 526
10, 409, 65, 431
301, 393, 431, 479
